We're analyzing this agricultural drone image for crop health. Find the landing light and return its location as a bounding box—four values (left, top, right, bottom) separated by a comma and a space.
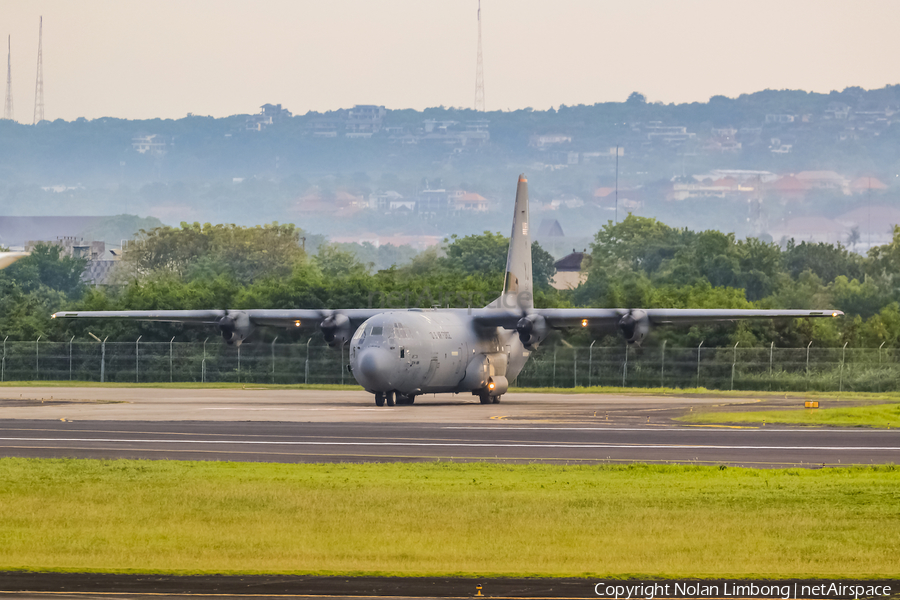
581, 319, 588, 327
832, 312, 839, 317
488, 382, 495, 391
294, 320, 301, 327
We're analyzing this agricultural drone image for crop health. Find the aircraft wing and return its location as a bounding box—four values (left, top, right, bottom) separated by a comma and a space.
535, 308, 844, 329
51, 308, 386, 328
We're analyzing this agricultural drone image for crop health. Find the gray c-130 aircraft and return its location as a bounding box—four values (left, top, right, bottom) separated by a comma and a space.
53, 175, 843, 406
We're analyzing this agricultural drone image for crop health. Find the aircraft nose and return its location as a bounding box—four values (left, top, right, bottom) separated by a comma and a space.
354, 347, 394, 391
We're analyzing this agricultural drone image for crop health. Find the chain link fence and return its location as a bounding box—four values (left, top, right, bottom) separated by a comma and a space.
1, 338, 898, 392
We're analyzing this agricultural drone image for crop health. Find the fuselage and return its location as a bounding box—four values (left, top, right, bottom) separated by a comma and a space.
349, 309, 530, 395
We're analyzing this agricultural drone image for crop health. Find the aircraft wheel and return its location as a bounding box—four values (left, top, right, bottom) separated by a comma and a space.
375, 393, 385, 407
492, 395, 501, 404
396, 394, 415, 405
407, 394, 416, 405
386, 391, 395, 407
479, 393, 492, 404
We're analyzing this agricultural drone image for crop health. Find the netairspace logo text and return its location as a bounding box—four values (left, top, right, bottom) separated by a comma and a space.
594, 582, 893, 599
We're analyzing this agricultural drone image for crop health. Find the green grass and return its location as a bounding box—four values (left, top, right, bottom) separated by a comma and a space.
0, 459, 898, 578
679, 402, 900, 428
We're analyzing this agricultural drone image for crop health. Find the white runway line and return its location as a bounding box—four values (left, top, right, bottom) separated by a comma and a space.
0, 437, 898, 451
444, 426, 897, 434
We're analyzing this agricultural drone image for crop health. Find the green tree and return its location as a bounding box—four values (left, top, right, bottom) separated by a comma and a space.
121, 222, 307, 282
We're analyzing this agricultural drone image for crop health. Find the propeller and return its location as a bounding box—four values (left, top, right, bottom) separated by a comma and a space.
217, 311, 237, 343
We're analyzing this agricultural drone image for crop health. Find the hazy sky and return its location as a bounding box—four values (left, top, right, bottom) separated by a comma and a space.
2, 0, 899, 121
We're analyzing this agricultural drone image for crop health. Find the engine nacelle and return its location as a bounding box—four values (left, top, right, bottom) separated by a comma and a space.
516, 313, 549, 349
217, 311, 254, 346
487, 375, 509, 396
320, 313, 352, 348
618, 309, 650, 345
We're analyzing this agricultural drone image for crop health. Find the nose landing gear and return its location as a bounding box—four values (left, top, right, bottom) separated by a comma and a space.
374, 391, 397, 407
478, 392, 501, 404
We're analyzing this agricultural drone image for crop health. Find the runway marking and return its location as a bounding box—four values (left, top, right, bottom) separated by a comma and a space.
1, 437, 898, 451
444, 426, 895, 433
200, 407, 384, 411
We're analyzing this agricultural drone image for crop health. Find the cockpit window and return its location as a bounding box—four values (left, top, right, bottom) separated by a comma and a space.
352, 327, 365, 342
370, 326, 383, 336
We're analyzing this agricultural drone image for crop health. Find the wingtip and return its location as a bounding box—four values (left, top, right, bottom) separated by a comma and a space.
518, 174, 527, 183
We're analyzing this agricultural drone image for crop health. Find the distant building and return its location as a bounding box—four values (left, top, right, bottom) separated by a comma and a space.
537, 218, 565, 237
550, 250, 590, 290
450, 191, 489, 212
246, 104, 291, 131
765, 114, 795, 124
529, 134, 572, 148
131, 133, 168, 156
795, 171, 850, 194
24, 236, 121, 285
850, 176, 888, 194
346, 105, 386, 137
26, 236, 105, 260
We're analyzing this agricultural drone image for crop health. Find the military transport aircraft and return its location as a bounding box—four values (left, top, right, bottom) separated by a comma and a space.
53, 175, 842, 406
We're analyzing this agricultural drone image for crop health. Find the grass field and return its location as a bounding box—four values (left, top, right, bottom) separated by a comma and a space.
0, 459, 897, 578
679, 402, 900, 428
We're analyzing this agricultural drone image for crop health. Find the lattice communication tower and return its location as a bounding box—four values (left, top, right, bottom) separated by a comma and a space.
4, 36, 13, 121
33, 16, 44, 125
474, 0, 485, 112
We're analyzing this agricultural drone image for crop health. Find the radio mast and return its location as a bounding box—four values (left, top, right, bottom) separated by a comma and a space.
474, 0, 485, 112
3, 36, 12, 121
33, 16, 44, 124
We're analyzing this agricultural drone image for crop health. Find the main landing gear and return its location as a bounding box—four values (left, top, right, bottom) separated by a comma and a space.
374, 392, 415, 406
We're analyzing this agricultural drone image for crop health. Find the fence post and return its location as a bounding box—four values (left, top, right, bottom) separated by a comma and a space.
660, 340, 666, 388
840, 341, 848, 394
696, 341, 703, 388
573, 349, 577, 388
731, 342, 739, 391
341, 343, 345, 385
588, 339, 596, 387
879, 341, 885, 393
271, 336, 278, 384
806, 341, 812, 390
622, 345, 628, 387
135, 335, 142, 383
552, 348, 557, 387
1, 336, 6, 382
169, 336, 175, 383
202, 338, 208, 384
237, 345, 241, 383
101, 337, 107, 382
305, 338, 311, 385
35, 335, 41, 380
769, 341, 774, 375
69, 336, 75, 381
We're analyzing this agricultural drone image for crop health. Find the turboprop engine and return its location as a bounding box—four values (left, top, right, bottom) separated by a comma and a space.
618, 309, 650, 345
516, 313, 549, 349
320, 313, 352, 347
217, 311, 254, 346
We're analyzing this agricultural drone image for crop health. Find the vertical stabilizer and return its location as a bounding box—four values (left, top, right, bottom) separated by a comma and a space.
498, 174, 533, 309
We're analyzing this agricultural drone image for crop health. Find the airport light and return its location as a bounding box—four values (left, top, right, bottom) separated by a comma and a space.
581, 319, 588, 327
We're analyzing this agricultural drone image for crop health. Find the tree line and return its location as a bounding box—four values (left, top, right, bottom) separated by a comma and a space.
3, 216, 900, 349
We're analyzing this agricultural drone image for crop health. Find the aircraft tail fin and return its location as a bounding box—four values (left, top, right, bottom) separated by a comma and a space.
497, 174, 533, 309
